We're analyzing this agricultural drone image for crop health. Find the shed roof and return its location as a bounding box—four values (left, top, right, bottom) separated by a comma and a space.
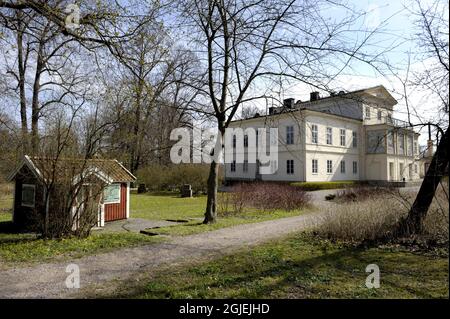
8, 156, 136, 184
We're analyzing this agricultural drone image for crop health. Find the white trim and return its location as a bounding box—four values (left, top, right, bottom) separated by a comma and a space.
8, 155, 43, 182
21, 184, 36, 208
98, 203, 105, 227
126, 182, 130, 219
115, 160, 137, 181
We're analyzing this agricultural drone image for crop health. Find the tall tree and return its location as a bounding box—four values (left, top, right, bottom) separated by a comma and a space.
395, 0, 449, 236
174, 0, 388, 223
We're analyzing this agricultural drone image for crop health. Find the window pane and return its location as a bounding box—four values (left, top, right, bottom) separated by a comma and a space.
104, 184, 121, 203
21, 185, 35, 207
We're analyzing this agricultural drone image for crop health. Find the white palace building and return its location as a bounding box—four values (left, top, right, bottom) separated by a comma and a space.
224, 85, 421, 184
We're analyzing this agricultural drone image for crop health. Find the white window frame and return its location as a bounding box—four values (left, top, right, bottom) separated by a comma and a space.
311, 124, 318, 144
340, 129, 346, 146
103, 183, 121, 204
286, 126, 294, 145
353, 161, 358, 174
326, 127, 333, 145
327, 160, 333, 174
21, 184, 36, 208
312, 159, 318, 174
365, 106, 371, 119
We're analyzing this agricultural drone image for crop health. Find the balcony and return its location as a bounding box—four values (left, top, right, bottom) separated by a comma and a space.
365, 115, 411, 128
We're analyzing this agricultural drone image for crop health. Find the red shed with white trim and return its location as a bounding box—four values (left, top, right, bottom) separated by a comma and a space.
8, 156, 136, 230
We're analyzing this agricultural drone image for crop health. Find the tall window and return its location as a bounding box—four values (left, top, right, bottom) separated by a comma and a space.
243, 160, 248, 172
377, 110, 382, 120
21, 184, 36, 208
232, 135, 236, 148
231, 160, 236, 172
353, 161, 358, 174
414, 138, 418, 154
312, 159, 318, 174
352, 131, 357, 148
286, 126, 294, 145
287, 160, 294, 175
365, 106, 371, 119
326, 127, 333, 145
311, 124, 318, 144
407, 135, 413, 156
398, 133, 405, 155
327, 160, 333, 174
244, 135, 248, 148
340, 129, 346, 146
340, 160, 345, 173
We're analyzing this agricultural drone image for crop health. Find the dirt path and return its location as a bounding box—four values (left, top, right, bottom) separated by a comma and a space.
0, 212, 323, 299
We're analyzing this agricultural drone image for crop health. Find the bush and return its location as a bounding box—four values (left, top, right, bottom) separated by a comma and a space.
218, 182, 311, 215
314, 184, 449, 244
333, 186, 393, 203
291, 181, 359, 191
137, 164, 223, 194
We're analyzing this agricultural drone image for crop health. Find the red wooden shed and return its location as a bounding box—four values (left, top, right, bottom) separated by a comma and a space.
8, 156, 136, 229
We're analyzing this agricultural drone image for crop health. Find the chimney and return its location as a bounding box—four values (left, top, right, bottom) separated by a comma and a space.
310, 92, 320, 101
283, 98, 295, 109
426, 140, 433, 158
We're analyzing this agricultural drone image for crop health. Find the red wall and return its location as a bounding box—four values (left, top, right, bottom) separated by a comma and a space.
104, 183, 127, 222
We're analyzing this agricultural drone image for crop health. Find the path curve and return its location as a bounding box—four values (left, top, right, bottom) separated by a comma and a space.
0, 212, 323, 298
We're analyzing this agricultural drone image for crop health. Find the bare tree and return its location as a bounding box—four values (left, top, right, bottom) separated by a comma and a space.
174, 0, 389, 224
394, 0, 449, 236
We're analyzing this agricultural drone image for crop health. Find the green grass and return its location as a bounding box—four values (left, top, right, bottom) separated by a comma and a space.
291, 181, 359, 191
0, 184, 13, 222
0, 226, 163, 265
131, 193, 207, 220
113, 233, 448, 299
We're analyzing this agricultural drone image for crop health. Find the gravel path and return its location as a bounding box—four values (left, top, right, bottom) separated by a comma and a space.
0, 212, 323, 299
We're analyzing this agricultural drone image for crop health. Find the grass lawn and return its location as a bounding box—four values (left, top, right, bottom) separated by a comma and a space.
0, 223, 163, 266
131, 192, 207, 220
114, 233, 448, 299
0, 184, 13, 223
132, 192, 308, 236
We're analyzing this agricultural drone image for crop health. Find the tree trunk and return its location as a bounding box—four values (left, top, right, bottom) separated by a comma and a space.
396, 127, 449, 236
16, 13, 28, 153
203, 125, 224, 224
31, 39, 45, 154
204, 160, 220, 224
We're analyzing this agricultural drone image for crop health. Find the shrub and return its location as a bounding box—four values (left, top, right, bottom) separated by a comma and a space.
333, 186, 393, 203
314, 184, 449, 244
218, 182, 311, 215
291, 181, 360, 191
